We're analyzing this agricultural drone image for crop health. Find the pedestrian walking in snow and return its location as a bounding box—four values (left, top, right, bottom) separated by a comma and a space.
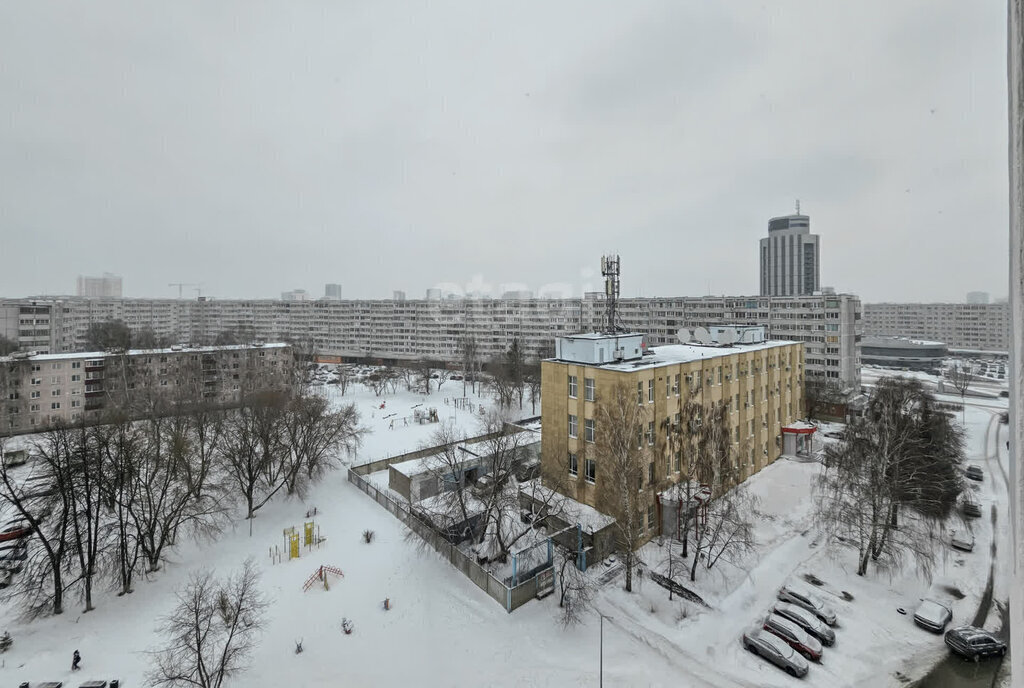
72, 649, 81, 671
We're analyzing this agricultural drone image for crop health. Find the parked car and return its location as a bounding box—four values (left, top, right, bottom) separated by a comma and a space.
944, 626, 1007, 660
741, 627, 809, 678
0, 541, 28, 560
0, 520, 31, 543
773, 602, 836, 646
914, 599, 953, 633
777, 584, 837, 626
823, 430, 845, 440
962, 494, 983, 518
949, 530, 975, 552
763, 614, 823, 662
965, 465, 984, 481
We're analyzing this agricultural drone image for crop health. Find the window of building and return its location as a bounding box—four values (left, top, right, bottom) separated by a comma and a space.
30, 378, 41, 386
568, 414, 578, 438
585, 418, 595, 443
675, 450, 682, 472
31, 364, 40, 372
51, 389, 60, 397
584, 458, 596, 483
665, 376, 671, 398
568, 375, 578, 398
637, 381, 643, 405
30, 391, 40, 399
647, 421, 655, 445
71, 374, 81, 382
648, 379, 654, 403
50, 402, 60, 410
584, 377, 595, 401
30, 403, 40, 412
673, 373, 680, 396
568, 452, 578, 477
648, 461, 655, 484
647, 505, 656, 533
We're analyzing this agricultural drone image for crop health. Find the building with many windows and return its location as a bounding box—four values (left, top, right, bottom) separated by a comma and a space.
76, 273, 122, 298
0, 292, 859, 389
540, 327, 804, 546
759, 214, 820, 297
0, 343, 290, 436
863, 302, 1010, 353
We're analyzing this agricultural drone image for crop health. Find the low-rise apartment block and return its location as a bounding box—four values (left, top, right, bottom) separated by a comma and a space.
540, 328, 804, 547
0, 343, 291, 436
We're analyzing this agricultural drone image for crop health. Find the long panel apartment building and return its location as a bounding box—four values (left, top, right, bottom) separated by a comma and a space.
0, 292, 861, 389
863, 302, 1010, 353
0, 343, 290, 436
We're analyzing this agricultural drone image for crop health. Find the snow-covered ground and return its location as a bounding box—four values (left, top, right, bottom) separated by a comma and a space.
0, 373, 1010, 687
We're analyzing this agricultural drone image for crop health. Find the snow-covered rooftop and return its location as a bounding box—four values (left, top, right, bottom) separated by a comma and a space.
588, 340, 797, 372
0, 342, 289, 363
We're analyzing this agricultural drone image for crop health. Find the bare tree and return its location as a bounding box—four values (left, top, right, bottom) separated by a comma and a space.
220, 392, 289, 520
699, 485, 758, 572
804, 379, 846, 421
434, 366, 452, 391
524, 357, 542, 415
148, 559, 269, 688
816, 377, 963, 576
459, 335, 480, 395
335, 365, 353, 396
281, 392, 365, 496
555, 547, 595, 627
593, 381, 648, 592
94, 414, 144, 594
0, 432, 73, 616
947, 362, 973, 425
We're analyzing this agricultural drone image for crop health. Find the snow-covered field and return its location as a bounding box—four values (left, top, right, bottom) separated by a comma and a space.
0, 373, 1010, 687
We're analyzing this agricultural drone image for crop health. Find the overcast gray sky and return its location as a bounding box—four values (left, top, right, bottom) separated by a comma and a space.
0, 2, 1009, 302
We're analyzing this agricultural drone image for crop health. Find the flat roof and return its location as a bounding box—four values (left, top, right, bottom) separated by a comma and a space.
1, 343, 289, 363
558, 332, 644, 341
548, 340, 797, 371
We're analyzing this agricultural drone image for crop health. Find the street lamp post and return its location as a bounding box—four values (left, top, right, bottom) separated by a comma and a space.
599, 613, 613, 687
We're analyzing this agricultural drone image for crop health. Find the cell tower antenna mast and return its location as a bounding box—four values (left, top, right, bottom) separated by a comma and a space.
600, 254, 621, 333
795, 199, 801, 215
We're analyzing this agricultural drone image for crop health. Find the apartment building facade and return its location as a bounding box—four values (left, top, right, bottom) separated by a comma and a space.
540, 330, 804, 547
0, 293, 859, 388
759, 214, 820, 296
0, 343, 290, 436
863, 302, 1010, 352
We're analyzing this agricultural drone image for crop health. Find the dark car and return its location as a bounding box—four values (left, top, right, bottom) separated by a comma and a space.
965, 465, 984, 481
741, 627, 809, 678
773, 602, 836, 646
962, 494, 983, 518
914, 599, 953, 633
944, 626, 1007, 660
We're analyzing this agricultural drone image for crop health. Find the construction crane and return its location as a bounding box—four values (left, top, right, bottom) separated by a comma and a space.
169, 282, 200, 299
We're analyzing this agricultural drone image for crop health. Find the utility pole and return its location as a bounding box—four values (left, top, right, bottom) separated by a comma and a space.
599, 613, 613, 687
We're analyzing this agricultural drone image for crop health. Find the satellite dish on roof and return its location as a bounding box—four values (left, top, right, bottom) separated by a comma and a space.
676, 328, 691, 344
694, 327, 711, 345
718, 328, 736, 345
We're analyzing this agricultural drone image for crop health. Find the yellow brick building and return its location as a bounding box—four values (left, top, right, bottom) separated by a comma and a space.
540, 328, 804, 544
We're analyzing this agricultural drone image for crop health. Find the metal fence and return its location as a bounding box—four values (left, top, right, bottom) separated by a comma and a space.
347, 467, 547, 612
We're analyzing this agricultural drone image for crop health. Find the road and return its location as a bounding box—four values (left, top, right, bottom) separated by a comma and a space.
910, 410, 1010, 688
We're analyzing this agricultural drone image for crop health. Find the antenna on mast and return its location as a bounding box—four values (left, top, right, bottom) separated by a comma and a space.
600, 254, 620, 334
795, 199, 801, 215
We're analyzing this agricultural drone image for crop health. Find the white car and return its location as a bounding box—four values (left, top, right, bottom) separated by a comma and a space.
777, 584, 837, 626
914, 599, 953, 633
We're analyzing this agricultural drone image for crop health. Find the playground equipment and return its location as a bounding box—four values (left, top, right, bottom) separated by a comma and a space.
302, 564, 345, 592
270, 520, 323, 564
